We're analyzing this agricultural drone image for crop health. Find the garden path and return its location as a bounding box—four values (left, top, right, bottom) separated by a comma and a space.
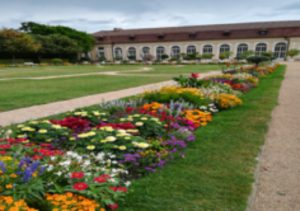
0, 67, 154, 81
248, 62, 300, 211
0, 70, 220, 126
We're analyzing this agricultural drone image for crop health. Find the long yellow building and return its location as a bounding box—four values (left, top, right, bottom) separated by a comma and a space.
90, 20, 300, 62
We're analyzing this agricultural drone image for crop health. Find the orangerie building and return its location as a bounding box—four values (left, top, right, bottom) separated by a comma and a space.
90, 20, 300, 62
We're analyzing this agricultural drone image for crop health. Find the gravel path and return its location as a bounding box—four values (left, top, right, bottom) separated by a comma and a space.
0, 70, 220, 126
248, 62, 300, 211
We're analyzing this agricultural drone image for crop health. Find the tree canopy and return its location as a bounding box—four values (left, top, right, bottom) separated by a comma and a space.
20, 22, 95, 53
0, 29, 41, 59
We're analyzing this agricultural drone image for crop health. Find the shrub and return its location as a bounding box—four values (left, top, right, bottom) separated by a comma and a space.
287, 49, 300, 58
51, 58, 64, 65
246, 55, 270, 66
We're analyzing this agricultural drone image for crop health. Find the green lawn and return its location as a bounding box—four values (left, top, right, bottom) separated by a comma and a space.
0, 64, 219, 111
120, 66, 285, 211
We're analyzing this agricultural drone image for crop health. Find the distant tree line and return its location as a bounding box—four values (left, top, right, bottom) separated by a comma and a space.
0, 22, 95, 63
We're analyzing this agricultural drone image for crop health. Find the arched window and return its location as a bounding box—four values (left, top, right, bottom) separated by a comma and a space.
219, 44, 230, 54
97, 47, 105, 60
237, 43, 248, 58
156, 46, 165, 60
114, 47, 123, 60
142, 47, 150, 56
171, 46, 181, 58
274, 42, 287, 58
203, 45, 213, 54
187, 45, 196, 55
255, 43, 267, 56
127, 47, 136, 60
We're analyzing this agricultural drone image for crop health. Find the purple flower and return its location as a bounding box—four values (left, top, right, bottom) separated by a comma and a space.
0, 161, 6, 173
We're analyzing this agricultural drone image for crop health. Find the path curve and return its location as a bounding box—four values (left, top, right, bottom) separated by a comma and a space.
248, 62, 300, 211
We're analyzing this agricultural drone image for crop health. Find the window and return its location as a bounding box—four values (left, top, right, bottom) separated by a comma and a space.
219, 44, 230, 54
114, 47, 123, 60
156, 46, 165, 60
142, 47, 150, 56
97, 47, 105, 60
274, 42, 287, 58
255, 43, 267, 56
203, 45, 213, 54
187, 45, 196, 55
237, 44, 248, 58
171, 46, 181, 58
127, 47, 136, 60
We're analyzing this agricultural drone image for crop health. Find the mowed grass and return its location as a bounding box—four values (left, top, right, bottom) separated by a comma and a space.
121, 66, 285, 211
0, 64, 219, 111
0, 64, 219, 78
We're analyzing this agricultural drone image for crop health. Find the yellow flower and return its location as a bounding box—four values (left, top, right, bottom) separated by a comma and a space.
21, 127, 35, 132
52, 124, 62, 129
77, 131, 96, 138
118, 145, 127, 150
133, 142, 150, 149
106, 136, 117, 142
86, 145, 96, 150
38, 129, 48, 134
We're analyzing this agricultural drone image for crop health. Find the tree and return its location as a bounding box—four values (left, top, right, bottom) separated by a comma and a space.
20, 22, 95, 53
287, 49, 300, 58
0, 29, 40, 62
35, 34, 81, 59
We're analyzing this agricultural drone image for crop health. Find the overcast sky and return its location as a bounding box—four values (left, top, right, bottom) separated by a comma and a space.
1, 0, 300, 33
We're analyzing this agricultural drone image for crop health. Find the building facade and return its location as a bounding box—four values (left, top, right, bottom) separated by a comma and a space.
91, 21, 300, 62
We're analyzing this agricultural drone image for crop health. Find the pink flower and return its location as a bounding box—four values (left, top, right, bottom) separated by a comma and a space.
191, 73, 200, 79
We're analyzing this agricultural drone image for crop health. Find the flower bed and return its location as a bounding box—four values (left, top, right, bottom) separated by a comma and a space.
0, 63, 279, 210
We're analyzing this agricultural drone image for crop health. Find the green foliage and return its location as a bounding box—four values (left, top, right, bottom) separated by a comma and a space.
174, 75, 210, 88
237, 50, 254, 60
143, 90, 212, 107
219, 51, 232, 60
35, 34, 81, 59
246, 55, 270, 65
20, 22, 95, 52
201, 53, 214, 59
287, 49, 300, 58
51, 58, 64, 65
0, 29, 41, 60
161, 54, 169, 60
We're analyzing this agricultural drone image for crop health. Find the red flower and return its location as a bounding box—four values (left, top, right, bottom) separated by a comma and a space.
0, 144, 11, 150
0, 151, 6, 155
110, 186, 128, 193
94, 174, 111, 183
73, 182, 88, 191
191, 73, 200, 79
51, 117, 90, 132
71, 172, 85, 179
108, 203, 119, 210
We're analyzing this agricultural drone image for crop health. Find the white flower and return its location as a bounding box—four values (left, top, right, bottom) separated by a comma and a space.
135, 122, 144, 127
141, 117, 148, 121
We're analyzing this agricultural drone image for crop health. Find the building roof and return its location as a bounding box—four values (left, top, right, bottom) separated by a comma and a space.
93, 20, 300, 44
